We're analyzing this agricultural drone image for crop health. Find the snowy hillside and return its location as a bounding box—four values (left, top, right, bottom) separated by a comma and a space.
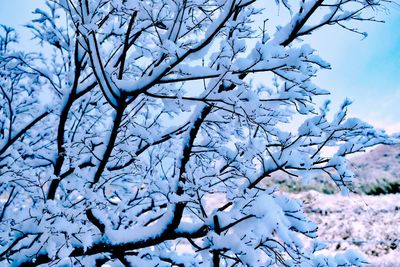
285, 145, 400, 266
297, 191, 400, 266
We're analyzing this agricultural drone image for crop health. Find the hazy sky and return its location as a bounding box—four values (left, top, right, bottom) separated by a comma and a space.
1, 0, 399, 133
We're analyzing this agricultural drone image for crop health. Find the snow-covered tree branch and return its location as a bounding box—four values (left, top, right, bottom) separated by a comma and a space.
0, 0, 395, 266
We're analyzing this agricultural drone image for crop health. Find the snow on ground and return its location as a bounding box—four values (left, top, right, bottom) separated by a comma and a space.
293, 191, 400, 266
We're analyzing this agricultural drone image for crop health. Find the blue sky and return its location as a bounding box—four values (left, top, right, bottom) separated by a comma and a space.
309, 7, 400, 133
0, 0, 39, 26
1, 0, 399, 133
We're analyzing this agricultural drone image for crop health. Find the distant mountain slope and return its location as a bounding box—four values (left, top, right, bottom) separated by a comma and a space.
268, 144, 400, 194
350, 144, 400, 182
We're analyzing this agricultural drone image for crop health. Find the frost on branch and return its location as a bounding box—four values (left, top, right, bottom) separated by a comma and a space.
0, 0, 395, 266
